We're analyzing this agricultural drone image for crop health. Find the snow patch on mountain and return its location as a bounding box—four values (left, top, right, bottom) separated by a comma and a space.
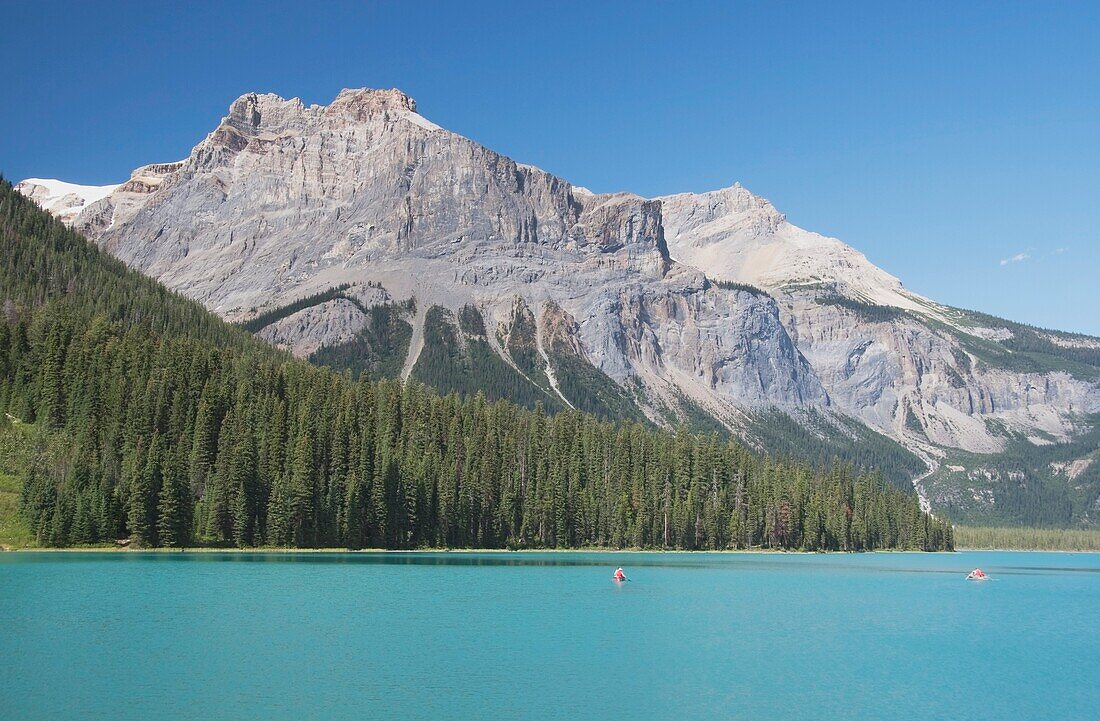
15, 178, 120, 223
397, 107, 442, 132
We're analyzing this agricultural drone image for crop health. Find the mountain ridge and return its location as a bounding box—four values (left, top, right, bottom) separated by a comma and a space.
15, 87, 1100, 525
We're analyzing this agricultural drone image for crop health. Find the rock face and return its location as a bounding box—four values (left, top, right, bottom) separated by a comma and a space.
661, 189, 1100, 446
256, 298, 368, 358
18, 87, 1100, 521
52, 87, 825, 417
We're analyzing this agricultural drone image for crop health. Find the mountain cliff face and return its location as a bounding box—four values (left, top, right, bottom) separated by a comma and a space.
16, 88, 1100, 525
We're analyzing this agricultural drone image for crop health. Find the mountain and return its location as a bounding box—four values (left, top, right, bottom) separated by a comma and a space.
0, 178, 952, 551
16, 88, 1100, 526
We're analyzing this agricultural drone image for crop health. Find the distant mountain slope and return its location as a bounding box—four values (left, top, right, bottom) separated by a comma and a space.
17, 87, 1100, 526
660, 184, 931, 312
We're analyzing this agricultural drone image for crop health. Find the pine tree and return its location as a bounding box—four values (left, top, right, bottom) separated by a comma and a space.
156, 450, 190, 548
128, 434, 162, 547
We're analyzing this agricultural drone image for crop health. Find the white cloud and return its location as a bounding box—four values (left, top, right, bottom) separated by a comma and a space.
999, 252, 1030, 266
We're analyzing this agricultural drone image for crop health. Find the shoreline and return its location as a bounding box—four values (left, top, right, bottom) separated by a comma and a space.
0, 547, 847, 554
3, 546, 1095, 554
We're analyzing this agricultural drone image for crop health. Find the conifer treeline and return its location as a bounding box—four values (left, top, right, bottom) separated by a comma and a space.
0, 179, 952, 550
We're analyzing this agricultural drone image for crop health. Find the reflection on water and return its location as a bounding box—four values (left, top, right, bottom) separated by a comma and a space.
12, 550, 1100, 574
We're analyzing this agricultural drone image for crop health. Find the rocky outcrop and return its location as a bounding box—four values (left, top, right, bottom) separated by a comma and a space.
778, 293, 1100, 453
256, 298, 368, 357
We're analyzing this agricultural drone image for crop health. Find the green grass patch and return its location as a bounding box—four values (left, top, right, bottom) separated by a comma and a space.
0, 470, 35, 548
954, 525, 1100, 551
0, 421, 37, 548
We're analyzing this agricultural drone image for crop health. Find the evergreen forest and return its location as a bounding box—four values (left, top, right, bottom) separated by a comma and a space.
0, 179, 952, 551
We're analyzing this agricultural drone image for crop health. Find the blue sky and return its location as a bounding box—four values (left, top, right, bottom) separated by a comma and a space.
3, 2, 1098, 334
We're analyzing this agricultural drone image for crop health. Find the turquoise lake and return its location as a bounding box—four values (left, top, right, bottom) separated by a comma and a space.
1, 551, 1097, 720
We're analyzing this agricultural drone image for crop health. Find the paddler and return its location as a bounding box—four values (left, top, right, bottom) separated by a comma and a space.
614, 567, 626, 582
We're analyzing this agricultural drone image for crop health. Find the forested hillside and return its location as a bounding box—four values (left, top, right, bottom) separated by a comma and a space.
0, 179, 951, 550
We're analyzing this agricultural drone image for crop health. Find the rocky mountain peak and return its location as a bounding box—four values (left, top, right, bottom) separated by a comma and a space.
213, 88, 430, 146
660, 182, 786, 243
328, 87, 419, 116
224, 92, 304, 128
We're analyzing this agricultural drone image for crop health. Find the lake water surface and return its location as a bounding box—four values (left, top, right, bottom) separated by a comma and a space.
1, 551, 1097, 720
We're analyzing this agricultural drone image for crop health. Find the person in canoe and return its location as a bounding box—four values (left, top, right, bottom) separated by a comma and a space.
614, 567, 627, 582
967, 568, 988, 580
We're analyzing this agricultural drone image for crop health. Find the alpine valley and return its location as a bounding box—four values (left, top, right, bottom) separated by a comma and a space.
16, 88, 1100, 527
